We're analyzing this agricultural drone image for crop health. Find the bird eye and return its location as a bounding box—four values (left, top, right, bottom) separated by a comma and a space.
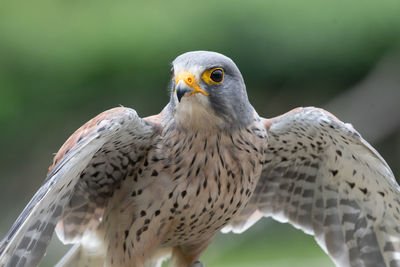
210, 69, 224, 83
170, 67, 174, 78
202, 67, 224, 85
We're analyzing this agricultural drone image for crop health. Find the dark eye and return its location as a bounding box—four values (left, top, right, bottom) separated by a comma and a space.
170, 67, 174, 77
210, 69, 224, 83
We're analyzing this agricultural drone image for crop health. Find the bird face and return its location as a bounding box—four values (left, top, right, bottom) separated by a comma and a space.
170, 51, 254, 130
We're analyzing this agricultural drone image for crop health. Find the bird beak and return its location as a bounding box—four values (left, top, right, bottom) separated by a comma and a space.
175, 71, 209, 102
175, 80, 192, 102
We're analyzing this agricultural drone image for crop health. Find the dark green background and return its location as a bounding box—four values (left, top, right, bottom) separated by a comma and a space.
1, 1, 400, 266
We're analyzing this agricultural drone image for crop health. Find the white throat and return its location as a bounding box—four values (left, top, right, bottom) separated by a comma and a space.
174, 94, 224, 132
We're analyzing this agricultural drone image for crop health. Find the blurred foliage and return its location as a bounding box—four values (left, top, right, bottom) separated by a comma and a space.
202, 219, 334, 267
1, 0, 400, 266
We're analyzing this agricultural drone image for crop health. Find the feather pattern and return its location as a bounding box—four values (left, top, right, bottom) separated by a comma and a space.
0, 107, 158, 267
223, 107, 400, 267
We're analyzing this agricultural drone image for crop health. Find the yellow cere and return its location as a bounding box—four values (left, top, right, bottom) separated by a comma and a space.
175, 71, 209, 96
201, 67, 224, 85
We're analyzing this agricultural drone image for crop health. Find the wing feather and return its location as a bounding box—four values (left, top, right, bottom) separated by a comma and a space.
0, 107, 158, 267
223, 107, 400, 267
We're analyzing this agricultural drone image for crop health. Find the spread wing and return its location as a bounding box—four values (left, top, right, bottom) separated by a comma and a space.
223, 107, 400, 267
0, 107, 160, 267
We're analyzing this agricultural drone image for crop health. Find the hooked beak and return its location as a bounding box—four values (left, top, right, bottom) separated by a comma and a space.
174, 71, 209, 102
176, 81, 192, 102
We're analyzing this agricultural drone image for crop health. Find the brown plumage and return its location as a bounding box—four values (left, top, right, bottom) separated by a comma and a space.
1, 51, 400, 267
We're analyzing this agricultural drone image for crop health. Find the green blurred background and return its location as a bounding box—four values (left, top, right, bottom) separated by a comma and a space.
1, 0, 400, 266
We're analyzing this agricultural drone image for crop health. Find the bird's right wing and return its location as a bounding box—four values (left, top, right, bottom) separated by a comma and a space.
223, 107, 400, 267
0, 107, 159, 267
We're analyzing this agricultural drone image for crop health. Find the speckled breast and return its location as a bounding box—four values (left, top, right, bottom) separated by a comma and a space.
156, 124, 267, 246
104, 121, 267, 251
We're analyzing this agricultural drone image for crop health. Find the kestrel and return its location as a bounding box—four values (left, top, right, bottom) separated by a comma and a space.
1, 51, 400, 267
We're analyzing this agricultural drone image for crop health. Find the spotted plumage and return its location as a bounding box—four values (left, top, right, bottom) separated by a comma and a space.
1, 51, 400, 267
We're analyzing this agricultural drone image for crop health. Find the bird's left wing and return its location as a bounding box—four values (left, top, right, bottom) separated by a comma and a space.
0, 107, 159, 267
223, 107, 400, 267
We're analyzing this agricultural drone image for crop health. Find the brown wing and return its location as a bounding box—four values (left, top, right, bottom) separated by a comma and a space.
223, 107, 400, 267
0, 107, 161, 267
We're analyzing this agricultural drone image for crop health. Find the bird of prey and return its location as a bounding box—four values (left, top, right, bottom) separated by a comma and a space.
1, 51, 400, 267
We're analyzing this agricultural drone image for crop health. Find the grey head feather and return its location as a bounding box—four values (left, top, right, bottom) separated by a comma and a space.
168, 51, 255, 128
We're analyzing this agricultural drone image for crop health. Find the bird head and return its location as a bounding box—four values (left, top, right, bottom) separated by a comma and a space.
169, 51, 254, 130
